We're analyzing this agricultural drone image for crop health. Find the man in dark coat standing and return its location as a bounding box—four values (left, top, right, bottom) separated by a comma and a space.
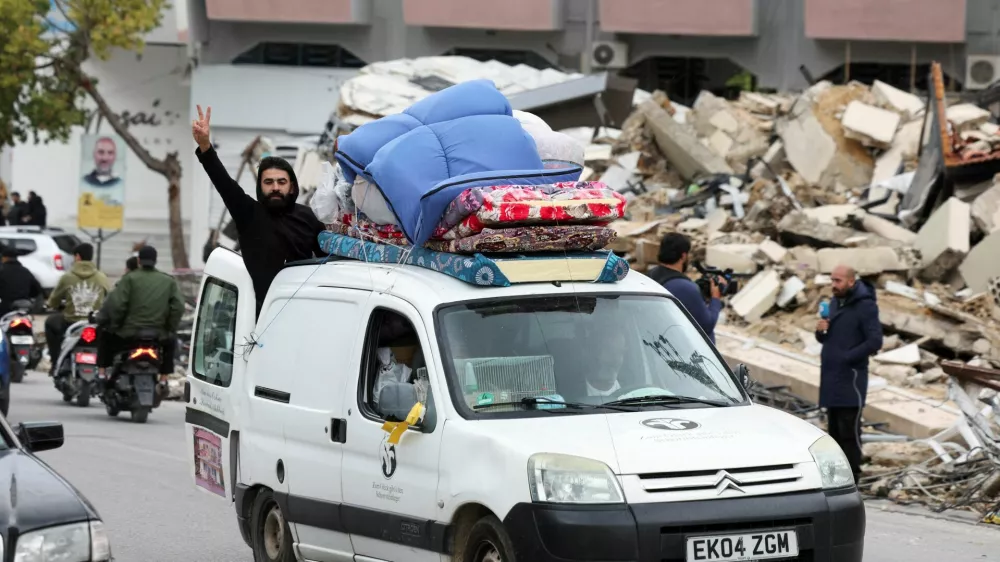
815, 264, 883, 483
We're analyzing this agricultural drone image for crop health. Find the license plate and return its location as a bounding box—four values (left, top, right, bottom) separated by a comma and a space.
75, 352, 97, 365
10, 336, 33, 345
687, 530, 798, 561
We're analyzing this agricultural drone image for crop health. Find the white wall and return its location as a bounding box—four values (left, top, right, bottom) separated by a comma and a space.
187, 64, 357, 267
11, 44, 192, 236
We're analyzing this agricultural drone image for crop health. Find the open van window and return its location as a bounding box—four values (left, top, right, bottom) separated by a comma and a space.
359, 309, 436, 429
436, 294, 746, 417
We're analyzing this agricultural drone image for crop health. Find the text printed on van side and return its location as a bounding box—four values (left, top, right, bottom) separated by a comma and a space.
373, 482, 404, 503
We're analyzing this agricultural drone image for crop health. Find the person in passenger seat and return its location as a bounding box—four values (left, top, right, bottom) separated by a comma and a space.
582, 329, 627, 398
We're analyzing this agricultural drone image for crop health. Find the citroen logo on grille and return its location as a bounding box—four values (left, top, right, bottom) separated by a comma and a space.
714, 471, 746, 495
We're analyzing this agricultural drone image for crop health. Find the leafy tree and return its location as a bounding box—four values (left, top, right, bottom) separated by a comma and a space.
0, 0, 189, 268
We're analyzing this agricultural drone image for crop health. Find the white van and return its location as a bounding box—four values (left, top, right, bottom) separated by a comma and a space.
184, 248, 865, 562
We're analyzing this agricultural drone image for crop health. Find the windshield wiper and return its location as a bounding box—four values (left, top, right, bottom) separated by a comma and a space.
473, 397, 635, 412
603, 395, 733, 408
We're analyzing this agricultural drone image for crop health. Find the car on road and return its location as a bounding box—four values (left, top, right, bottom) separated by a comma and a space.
0, 415, 112, 560
0, 226, 84, 294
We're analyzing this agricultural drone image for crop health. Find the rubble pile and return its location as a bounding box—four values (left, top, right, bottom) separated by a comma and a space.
587, 75, 1000, 400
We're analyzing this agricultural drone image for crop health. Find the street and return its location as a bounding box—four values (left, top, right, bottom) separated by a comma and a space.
7, 372, 1000, 562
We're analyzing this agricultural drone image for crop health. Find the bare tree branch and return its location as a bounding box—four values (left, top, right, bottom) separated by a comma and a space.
80, 75, 168, 174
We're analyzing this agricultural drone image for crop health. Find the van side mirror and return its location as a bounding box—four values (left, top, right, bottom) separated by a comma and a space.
737, 364, 751, 389
378, 383, 429, 432
17, 421, 64, 453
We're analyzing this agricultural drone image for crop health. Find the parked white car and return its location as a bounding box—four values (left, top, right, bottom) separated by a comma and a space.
0, 227, 83, 293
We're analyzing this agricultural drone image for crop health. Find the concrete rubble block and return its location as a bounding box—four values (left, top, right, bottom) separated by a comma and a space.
816, 247, 908, 275
705, 244, 760, 275
705, 208, 730, 233
599, 164, 636, 193
961, 230, 1000, 293
730, 269, 781, 322
709, 109, 740, 134
750, 140, 786, 178
946, 103, 991, 132
584, 144, 613, 162
708, 130, 734, 156
871, 80, 924, 119
777, 276, 806, 308
740, 92, 781, 116
634, 239, 660, 267
841, 100, 901, 149
914, 197, 971, 281
639, 100, 733, 180
784, 246, 820, 276
803, 204, 859, 225
677, 217, 709, 234
873, 364, 918, 385
858, 212, 918, 244
755, 239, 788, 264
777, 100, 837, 185
777, 212, 901, 248
971, 178, 1000, 234
873, 343, 922, 366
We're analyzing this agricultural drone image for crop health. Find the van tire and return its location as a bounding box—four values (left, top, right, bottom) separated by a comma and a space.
462, 515, 516, 562
250, 489, 294, 562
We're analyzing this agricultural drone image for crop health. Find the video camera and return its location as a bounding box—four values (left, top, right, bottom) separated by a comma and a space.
693, 262, 741, 301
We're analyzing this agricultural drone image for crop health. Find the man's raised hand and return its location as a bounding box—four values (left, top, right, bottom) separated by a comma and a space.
192, 105, 212, 151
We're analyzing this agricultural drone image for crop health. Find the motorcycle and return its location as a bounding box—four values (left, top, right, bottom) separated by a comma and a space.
0, 298, 43, 383
52, 319, 101, 407
99, 328, 166, 423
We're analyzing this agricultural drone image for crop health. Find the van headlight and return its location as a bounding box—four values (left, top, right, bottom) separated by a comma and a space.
14, 520, 111, 561
527, 453, 624, 504
809, 435, 855, 489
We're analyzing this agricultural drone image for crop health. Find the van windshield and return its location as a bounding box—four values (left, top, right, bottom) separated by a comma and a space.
435, 294, 746, 416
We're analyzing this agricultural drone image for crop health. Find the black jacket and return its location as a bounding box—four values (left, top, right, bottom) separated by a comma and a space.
0, 260, 42, 316
815, 279, 883, 408
24, 197, 46, 227
195, 147, 324, 317
6, 202, 27, 225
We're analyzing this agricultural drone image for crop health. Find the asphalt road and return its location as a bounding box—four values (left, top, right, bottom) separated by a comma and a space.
6, 372, 1000, 562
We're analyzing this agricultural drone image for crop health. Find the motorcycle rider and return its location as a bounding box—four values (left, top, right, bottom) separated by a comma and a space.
45, 243, 112, 374
98, 245, 184, 385
0, 246, 43, 317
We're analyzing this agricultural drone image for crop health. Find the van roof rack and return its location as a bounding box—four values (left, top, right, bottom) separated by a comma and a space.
315, 232, 629, 288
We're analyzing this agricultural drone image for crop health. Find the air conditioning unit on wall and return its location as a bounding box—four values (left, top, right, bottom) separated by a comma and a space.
966, 55, 1000, 90
589, 41, 629, 70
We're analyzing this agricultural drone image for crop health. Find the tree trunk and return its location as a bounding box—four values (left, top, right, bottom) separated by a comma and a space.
165, 152, 190, 269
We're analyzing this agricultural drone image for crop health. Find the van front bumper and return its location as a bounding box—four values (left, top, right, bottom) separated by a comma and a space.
503, 488, 864, 562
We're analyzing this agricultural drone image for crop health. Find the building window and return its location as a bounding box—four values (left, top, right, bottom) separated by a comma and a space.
232, 42, 366, 68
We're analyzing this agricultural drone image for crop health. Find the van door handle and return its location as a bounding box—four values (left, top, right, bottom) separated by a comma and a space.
330, 418, 347, 443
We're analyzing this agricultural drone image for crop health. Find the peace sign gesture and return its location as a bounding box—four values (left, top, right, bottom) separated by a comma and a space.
192, 105, 212, 151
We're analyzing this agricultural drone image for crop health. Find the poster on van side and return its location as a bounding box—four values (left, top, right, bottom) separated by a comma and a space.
193, 428, 226, 497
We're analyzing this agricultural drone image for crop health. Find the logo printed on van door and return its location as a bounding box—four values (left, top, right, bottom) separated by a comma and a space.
379, 434, 398, 479
641, 418, 701, 431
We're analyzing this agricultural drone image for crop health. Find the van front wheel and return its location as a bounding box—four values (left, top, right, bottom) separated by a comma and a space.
250, 489, 295, 562
463, 515, 516, 562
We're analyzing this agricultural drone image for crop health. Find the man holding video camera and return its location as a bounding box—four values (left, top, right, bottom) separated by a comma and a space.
647, 232, 723, 343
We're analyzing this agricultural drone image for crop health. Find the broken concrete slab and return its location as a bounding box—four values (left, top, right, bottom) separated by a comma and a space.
705, 244, 759, 274
704, 208, 730, 233
750, 140, 786, 178
816, 247, 909, 274
857, 212, 918, 244
971, 178, 1000, 234
584, 144, 613, 162
639, 100, 734, 180
777, 276, 806, 307
841, 100, 901, 149
871, 119, 923, 185
803, 204, 859, 225
778, 96, 837, 185
778, 212, 902, 248
946, 103, 991, 132
785, 246, 820, 276
708, 129, 734, 156
740, 92, 781, 116
871, 80, 924, 119
756, 239, 788, 263
914, 197, 971, 281
709, 109, 739, 134
730, 269, 781, 322
874, 343, 922, 366
960, 229, 1000, 293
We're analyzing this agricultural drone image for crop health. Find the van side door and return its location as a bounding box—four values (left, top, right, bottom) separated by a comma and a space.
185, 248, 255, 503
273, 286, 371, 562
340, 294, 446, 562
